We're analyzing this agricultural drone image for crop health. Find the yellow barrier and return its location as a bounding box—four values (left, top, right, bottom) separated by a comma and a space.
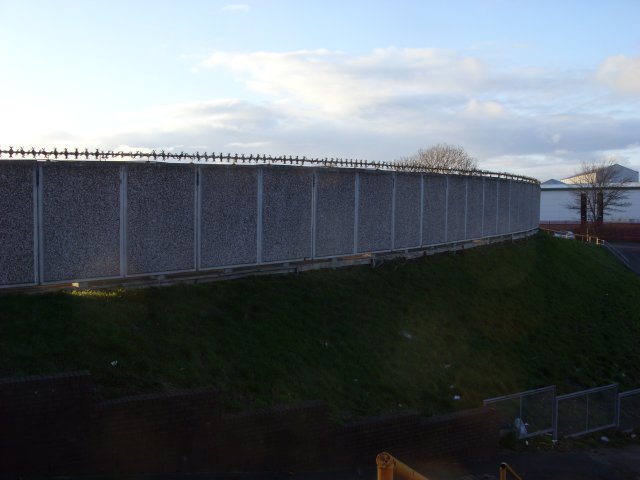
499, 462, 523, 480
376, 452, 430, 480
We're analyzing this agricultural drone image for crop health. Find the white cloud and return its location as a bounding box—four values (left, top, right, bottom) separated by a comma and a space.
597, 54, 640, 94
221, 4, 250, 13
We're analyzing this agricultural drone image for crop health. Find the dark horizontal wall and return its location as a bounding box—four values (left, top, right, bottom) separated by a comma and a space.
200, 166, 258, 268
42, 163, 121, 282
127, 164, 196, 275
357, 171, 393, 253
262, 167, 313, 262
0, 372, 499, 476
0, 162, 35, 285
315, 169, 356, 257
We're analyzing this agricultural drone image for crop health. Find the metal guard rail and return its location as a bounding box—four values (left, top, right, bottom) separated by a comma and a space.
376, 452, 430, 480
499, 462, 523, 480
0, 146, 540, 184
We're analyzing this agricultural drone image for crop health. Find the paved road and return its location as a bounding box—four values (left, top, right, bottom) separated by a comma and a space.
609, 242, 640, 275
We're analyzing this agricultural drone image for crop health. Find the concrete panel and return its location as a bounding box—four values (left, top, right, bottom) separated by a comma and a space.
446, 176, 467, 242
262, 167, 312, 262
394, 173, 422, 249
42, 163, 120, 282
482, 179, 498, 237
423, 174, 447, 245
315, 170, 355, 257
0, 163, 35, 285
497, 180, 510, 234
200, 166, 257, 268
357, 171, 393, 253
127, 164, 195, 275
510, 181, 522, 232
466, 177, 484, 240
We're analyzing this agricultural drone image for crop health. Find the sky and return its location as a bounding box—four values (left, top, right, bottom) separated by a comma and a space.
1, 0, 639, 180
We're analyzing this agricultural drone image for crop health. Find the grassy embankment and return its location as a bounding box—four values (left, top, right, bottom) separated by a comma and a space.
1, 233, 639, 419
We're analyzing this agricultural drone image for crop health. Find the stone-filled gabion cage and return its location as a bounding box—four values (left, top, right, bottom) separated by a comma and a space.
0, 147, 540, 288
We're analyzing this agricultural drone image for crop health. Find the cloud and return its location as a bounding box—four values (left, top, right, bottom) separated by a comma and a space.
597, 54, 640, 95
200, 48, 489, 116
221, 4, 250, 13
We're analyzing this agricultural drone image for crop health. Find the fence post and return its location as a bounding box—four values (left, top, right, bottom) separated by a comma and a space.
464, 178, 468, 240
32, 164, 39, 285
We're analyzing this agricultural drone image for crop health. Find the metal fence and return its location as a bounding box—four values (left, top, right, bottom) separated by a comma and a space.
0, 146, 540, 184
485, 384, 640, 441
554, 384, 618, 439
618, 388, 640, 432
483, 386, 556, 439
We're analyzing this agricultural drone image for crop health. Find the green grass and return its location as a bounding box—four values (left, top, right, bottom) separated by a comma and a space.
1, 233, 639, 420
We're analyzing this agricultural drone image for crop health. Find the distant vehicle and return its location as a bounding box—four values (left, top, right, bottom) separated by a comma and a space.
553, 230, 575, 239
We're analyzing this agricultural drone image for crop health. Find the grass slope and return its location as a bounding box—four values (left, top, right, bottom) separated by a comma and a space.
1, 233, 639, 419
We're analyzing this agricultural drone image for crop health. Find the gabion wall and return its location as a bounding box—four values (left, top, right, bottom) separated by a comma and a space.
0, 162, 540, 287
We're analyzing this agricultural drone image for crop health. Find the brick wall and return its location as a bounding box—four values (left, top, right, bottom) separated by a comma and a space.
0, 373, 499, 475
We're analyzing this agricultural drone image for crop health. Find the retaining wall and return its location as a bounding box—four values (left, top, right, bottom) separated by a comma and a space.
0, 162, 540, 288
0, 372, 499, 475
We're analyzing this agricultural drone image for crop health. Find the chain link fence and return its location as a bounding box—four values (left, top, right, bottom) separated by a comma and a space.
485, 384, 640, 441
483, 386, 555, 439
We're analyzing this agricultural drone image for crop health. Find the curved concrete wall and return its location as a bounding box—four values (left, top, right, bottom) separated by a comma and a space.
0, 162, 540, 287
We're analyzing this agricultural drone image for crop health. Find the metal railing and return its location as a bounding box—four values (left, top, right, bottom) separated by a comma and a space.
483, 386, 556, 439
618, 388, 640, 432
376, 452, 430, 480
553, 384, 618, 440
499, 462, 523, 480
0, 146, 540, 184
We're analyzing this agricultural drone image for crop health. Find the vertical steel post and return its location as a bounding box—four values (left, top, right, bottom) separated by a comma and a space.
119, 165, 128, 277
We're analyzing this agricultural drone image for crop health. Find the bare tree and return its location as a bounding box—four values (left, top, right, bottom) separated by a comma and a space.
566, 159, 632, 229
397, 143, 478, 171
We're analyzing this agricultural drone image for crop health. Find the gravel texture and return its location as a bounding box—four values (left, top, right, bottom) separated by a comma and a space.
446, 175, 467, 242
200, 166, 257, 267
42, 163, 121, 282
262, 167, 313, 262
126, 164, 195, 275
466, 177, 484, 240
393, 173, 422, 249
314, 169, 355, 257
423, 174, 447, 245
356, 171, 393, 253
0, 162, 36, 285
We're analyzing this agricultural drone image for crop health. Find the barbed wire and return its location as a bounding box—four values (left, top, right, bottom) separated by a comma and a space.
0, 146, 539, 184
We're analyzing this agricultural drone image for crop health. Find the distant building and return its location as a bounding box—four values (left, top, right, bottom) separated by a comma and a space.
540, 164, 640, 223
